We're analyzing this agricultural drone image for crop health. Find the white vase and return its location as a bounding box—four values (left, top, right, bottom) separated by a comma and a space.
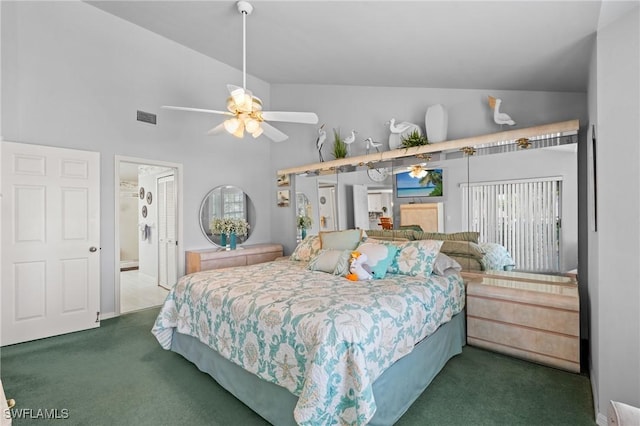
425, 104, 448, 143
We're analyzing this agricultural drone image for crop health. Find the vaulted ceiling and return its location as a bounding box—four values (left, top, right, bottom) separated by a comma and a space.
87, 1, 607, 92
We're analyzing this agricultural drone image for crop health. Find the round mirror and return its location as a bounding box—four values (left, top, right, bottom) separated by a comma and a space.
199, 185, 255, 247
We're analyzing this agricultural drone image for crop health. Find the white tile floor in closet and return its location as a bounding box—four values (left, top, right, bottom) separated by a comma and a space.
120, 270, 169, 313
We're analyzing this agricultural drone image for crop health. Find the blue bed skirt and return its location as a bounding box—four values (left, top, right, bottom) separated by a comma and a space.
170, 311, 466, 425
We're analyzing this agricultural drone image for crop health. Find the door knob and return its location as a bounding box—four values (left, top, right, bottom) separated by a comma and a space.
89, 247, 98, 252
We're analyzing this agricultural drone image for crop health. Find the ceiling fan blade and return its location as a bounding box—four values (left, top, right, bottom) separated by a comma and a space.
261, 111, 319, 124
207, 123, 225, 135
162, 105, 232, 116
260, 122, 289, 142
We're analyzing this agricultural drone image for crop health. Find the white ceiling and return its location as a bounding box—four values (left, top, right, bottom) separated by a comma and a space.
86, 1, 607, 92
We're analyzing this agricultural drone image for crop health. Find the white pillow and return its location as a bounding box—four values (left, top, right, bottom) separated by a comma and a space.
432, 253, 462, 276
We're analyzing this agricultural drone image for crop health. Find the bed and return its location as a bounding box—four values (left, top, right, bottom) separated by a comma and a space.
152, 243, 465, 425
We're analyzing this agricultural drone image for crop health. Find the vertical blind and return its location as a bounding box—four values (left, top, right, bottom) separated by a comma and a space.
462, 177, 562, 273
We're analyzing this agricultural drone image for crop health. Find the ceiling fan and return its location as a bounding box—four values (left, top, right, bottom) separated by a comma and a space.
162, 1, 318, 142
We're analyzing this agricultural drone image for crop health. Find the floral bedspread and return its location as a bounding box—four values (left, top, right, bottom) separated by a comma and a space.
152, 260, 465, 425
479, 242, 516, 271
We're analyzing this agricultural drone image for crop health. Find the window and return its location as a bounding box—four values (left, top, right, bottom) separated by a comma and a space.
462, 177, 562, 273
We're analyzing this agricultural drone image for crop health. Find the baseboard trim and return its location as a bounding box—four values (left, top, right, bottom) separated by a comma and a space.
590, 366, 607, 426
596, 412, 607, 426
100, 312, 117, 320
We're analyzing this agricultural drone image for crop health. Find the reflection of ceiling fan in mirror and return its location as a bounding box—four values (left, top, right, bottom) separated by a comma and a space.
162, 1, 318, 142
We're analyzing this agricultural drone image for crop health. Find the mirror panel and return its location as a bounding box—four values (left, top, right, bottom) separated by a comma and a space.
293, 131, 578, 273
199, 185, 255, 246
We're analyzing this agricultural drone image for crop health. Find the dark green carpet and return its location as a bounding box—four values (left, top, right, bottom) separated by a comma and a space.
1, 308, 595, 425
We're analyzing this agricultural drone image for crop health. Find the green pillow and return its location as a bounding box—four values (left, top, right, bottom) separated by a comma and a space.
440, 240, 485, 259
413, 231, 480, 243
307, 249, 351, 275
320, 229, 363, 250
364, 229, 416, 240
399, 225, 423, 232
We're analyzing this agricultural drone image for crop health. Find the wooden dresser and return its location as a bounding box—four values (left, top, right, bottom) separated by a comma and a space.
186, 243, 283, 274
399, 203, 443, 232
462, 270, 580, 373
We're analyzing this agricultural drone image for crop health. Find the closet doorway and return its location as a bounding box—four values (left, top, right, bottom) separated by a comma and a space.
115, 156, 183, 315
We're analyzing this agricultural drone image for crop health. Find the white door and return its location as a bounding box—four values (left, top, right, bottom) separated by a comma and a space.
352, 184, 369, 230
157, 173, 177, 288
318, 186, 337, 231
1, 142, 100, 346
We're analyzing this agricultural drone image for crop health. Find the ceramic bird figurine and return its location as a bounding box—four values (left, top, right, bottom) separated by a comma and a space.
344, 130, 357, 154
488, 96, 516, 127
386, 119, 422, 150
316, 124, 327, 162
387, 118, 412, 134
363, 137, 383, 154
344, 130, 357, 145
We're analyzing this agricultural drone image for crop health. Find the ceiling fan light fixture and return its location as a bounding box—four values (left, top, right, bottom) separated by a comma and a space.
232, 122, 245, 138
230, 88, 246, 106
245, 118, 260, 134
251, 127, 264, 138
409, 165, 428, 179
224, 117, 241, 134
162, 1, 317, 143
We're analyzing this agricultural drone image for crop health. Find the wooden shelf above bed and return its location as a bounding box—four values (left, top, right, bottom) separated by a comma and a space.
276, 119, 579, 176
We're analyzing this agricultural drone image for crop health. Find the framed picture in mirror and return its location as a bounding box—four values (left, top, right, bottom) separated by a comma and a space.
395, 168, 443, 198
277, 190, 290, 207
277, 174, 290, 187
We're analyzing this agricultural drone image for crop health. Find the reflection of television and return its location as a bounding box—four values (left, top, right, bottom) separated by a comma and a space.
395, 168, 443, 198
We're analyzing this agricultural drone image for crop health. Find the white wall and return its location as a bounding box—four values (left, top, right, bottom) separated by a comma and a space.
269, 84, 587, 254
1, 1, 274, 316
591, 7, 640, 423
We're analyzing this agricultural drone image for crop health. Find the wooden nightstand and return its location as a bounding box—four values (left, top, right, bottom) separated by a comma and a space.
461, 270, 580, 373
186, 243, 284, 274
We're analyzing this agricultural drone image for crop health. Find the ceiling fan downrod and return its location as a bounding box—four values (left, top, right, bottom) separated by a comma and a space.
237, 1, 253, 91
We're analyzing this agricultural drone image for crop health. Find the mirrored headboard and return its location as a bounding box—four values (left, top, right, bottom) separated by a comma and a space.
282, 120, 579, 273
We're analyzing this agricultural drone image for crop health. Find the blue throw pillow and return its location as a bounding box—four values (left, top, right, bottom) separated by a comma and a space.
356, 242, 398, 279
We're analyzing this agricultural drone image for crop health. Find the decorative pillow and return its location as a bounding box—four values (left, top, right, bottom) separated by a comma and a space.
307, 249, 351, 276
355, 242, 398, 279
389, 240, 444, 277
413, 231, 480, 243
440, 240, 485, 259
290, 235, 322, 262
432, 253, 462, 276
399, 225, 423, 232
364, 229, 416, 241
320, 229, 363, 250
365, 237, 410, 244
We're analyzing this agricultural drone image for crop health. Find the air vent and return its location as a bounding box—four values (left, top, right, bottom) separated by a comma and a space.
137, 110, 156, 125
